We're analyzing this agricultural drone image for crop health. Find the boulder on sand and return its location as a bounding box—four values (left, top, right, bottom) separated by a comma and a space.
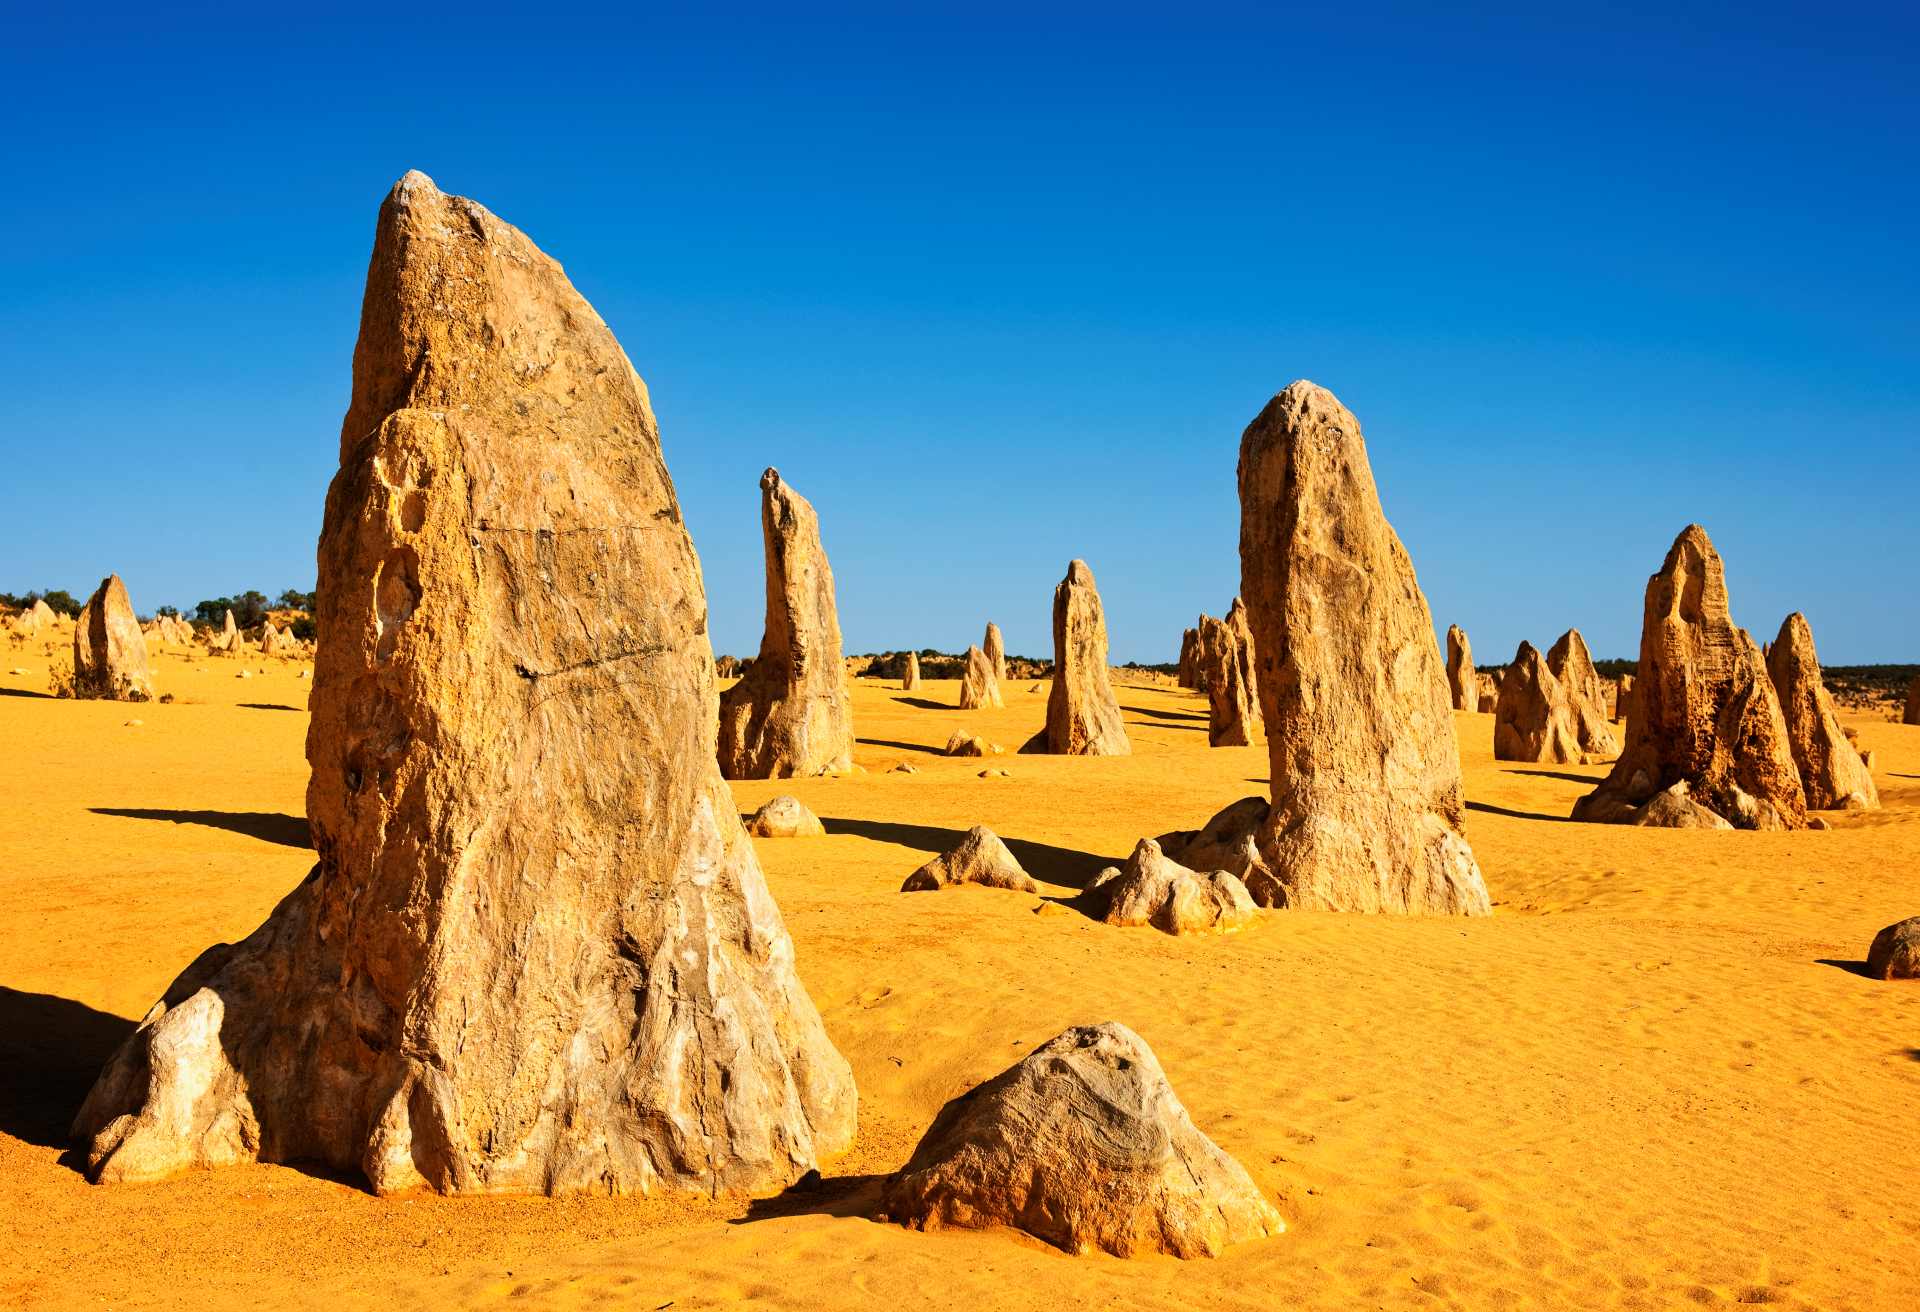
1446, 624, 1477, 711
1546, 628, 1619, 759
1766, 612, 1877, 811
957, 644, 1003, 709
881, 1022, 1282, 1258
1040, 560, 1130, 756
1866, 917, 1920, 980
900, 826, 1036, 892
718, 468, 856, 778
1570, 525, 1806, 830
745, 795, 826, 838
943, 729, 1002, 758
1630, 780, 1733, 829
1156, 796, 1285, 907
1493, 641, 1582, 764
71, 574, 154, 701
72, 170, 855, 1195
1087, 839, 1258, 936
1237, 381, 1490, 914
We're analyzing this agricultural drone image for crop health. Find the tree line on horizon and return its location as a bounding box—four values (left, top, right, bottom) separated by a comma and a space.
2, 587, 318, 639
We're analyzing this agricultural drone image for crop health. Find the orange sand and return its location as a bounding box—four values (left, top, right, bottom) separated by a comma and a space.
3, 639, 1917, 1310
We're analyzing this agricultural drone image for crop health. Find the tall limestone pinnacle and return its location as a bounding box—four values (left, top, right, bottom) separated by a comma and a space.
1042, 559, 1130, 755
72, 171, 856, 1195
1237, 381, 1490, 914
718, 468, 856, 778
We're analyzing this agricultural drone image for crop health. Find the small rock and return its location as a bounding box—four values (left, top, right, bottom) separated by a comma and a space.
123, 719, 143, 727
977, 768, 1010, 778
745, 796, 825, 838
901, 826, 1036, 893
1807, 816, 1831, 831
944, 730, 1001, 758
890, 763, 919, 775
1866, 917, 1920, 980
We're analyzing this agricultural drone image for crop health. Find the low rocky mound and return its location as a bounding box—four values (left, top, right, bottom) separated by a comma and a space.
900, 826, 1036, 892
1087, 839, 1257, 936
745, 796, 825, 838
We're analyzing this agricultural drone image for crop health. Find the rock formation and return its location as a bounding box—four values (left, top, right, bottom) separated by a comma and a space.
1867, 917, 1920, 980
11, 598, 57, 637
882, 1022, 1281, 1258
983, 622, 1006, 683
1177, 626, 1203, 690
1446, 624, 1476, 711
900, 826, 1036, 892
1237, 382, 1490, 915
957, 644, 1003, 709
211, 609, 239, 653
1630, 780, 1733, 829
71, 575, 154, 701
1615, 673, 1635, 721
1546, 628, 1619, 759
1199, 600, 1260, 747
745, 795, 826, 838
72, 171, 855, 1195
1088, 839, 1258, 936
717, 469, 855, 778
1040, 560, 1129, 755
901, 650, 921, 691
1766, 613, 1877, 811
1475, 670, 1500, 709
1570, 526, 1806, 830
1493, 641, 1582, 764
1156, 797, 1285, 907
943, 729, 1001, 758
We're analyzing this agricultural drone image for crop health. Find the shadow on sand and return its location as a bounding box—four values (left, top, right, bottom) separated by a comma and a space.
90, 807, 312, 850
1814, 958, 1876, 979
819, 815, 1111, 891
732, 1170, 890, 1225
890, 696, 958, 713
0, 987, 135, 1150
1504, 768, 1605, 787
856, 737, 942, 756
1467, 800, 1568, 824
1122, 704, 1207, 723
238, 702, 304, 712
0, 686, 54, 700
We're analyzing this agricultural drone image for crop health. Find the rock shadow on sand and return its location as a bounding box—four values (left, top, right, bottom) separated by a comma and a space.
1467, 800, 1569, 824
1122, 704, 1209, 723
0, 987, 135, 1150
818, 816, 1110, 891
890, 696, 959, 712
856, 737, 942, 756
732, 1170, 889, 1225
90, 807, 312, 850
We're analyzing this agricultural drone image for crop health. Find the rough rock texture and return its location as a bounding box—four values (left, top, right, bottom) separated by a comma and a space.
900, 826, 1036, 892
957, 644, 1003, 709
1177, 626, 1203, 690
1546, 628, 1619, 759
71, 171, 855, 1196
1571, 526, 1806, 830
1446, 624, 1476, 711
1237, 382, 1490, 915
1042, 560, 1129, 756
882, 1022, 1281, 1258
72, 575, 154, 701
1156, 797, 1285, 907
1088, 839, 1258, 936
1866, 917, 1920, 980
901, 650, 920, 692
1766, 613, 1878, 812
1615, 673, 1636, 722
983, 622, 1006, 683
717, 469, 855, 778
1200, 600, 1261, 748
1630, 781, 1733, 829
1476, 670, 1500, 709
943, 730, 1001, 758
1493, 642, 1582, 764
745, 796, 826, 838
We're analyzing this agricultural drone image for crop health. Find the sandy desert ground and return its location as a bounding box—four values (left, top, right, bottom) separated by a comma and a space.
2, 639, 1917, 1311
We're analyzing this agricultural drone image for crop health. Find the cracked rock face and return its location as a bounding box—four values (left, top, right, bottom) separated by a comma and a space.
72, 575, 153, 701
1238, 382, 1490, 915
72, 170, 856, 1196
1042, 560, 1129, 756
882, 1022, 1282, 1258
718, 469, 855, 778
1546, 628, 1619, 759
958, 644, 1002, 709
1493, 641, 1582, 764
1766, 612, 1877, 812
1446, 624, 1476, 711
1571, 525, 1806, 830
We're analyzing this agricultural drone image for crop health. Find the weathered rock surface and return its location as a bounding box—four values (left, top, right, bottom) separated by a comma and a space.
881, 1022, 1281, 1258
1766, 613, 1877, 811
1493, 641, 1582, 764
1476, 670, 1500, 709
1177, 626, 1203, 690
901, 650, 921, 691
1866, 917, 1920, 980
1546, 628, 1619, 758
983, 622, 1006, 683
900, 826, 1036, 892
943, 729, 1002, 758
72, 575, 154, 701
72, 171, 855, 1196
1156, 796, 1285, 907
1041, 560, 1129, 755
1088, 839, 1257, 936
1571, 526, 1806, 830
745, 795, 826, 838
11, 598, 58, 637
717, 469, 855, 778
1446, 624, 1477, 711
1199, 600, 1261, 747
1615, 673, 1635, 722
1630, 780, 1733, 829
957, 644, 1003, 709
1237, 382, 1490, 915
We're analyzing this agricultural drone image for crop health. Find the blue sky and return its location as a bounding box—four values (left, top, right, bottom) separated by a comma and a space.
2, 3, 1914, 664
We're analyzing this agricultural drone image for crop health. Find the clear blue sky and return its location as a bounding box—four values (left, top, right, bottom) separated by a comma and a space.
3, 3, 1915, 665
